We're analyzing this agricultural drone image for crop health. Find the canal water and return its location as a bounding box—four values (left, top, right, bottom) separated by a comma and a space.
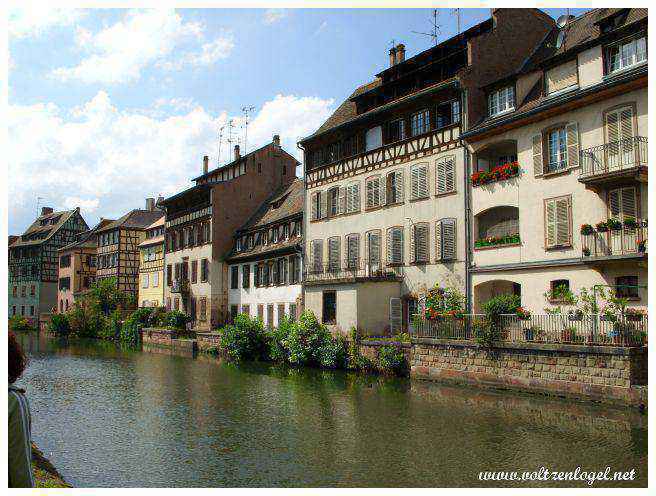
17, 332, 647, 488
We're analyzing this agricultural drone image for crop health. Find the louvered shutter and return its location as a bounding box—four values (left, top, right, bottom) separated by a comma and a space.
338, 187, 346, 214
389, 298, 402, 334
610, 187, 637, 220
347, 235, 359, 268
566, 122, 579, 168
411, 165, 427, 199
352, 183, 360, 211
319, 191, 327, 219
545, 200, 557, 247
379, 175, 386, 206
606, 106, 635, 169
555, 198, 571, 246
367, 177, 380, 208
435, 221, 442, 261
414, 224, 429, 262
444, 157, 455, 193
409, 225, 416, 262
367, 231, 380, 271
386, 229, 394, 264
395, 171, 404, 202
436, 159, 446, 193
619, 107, 635, 165
441, 219, 456, 260
387, 228, 403, 265
312, 240, 323, 271
328, 237, 340, 271
532, 134, 543, 177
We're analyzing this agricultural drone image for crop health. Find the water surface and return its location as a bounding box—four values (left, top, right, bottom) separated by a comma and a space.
17, 332, 647, 487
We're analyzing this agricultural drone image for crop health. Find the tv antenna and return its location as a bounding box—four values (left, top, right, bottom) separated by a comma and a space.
217, 124, 225, 165
452, 8, 461, 35
36, 196, 44, 217
412, 9, 440, 46
241, 105, 255, 154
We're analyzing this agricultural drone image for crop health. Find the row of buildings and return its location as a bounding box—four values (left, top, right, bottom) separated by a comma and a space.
9, 8, 647, 337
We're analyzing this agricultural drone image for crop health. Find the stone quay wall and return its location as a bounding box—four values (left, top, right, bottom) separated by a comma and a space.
411, 338, 647, 407
196, 332, 221, 352
141, 328, 197, 353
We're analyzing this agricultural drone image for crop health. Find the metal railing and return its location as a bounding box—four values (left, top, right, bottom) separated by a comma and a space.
580, 136, 647, 179
304, 261, 404, 283
411, 313, 647, 347
582, 221, 647, 258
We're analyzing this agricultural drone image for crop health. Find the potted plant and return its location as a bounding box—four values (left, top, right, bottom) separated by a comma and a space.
624, 308, 645, 322
580, 224, 594, 235
561, 326, 577, 343
638, 240, 647, 253
523, 325, 539, 341
582, 247, 591, 257
516, 306, 531, 321
568, 309, 583, 321
607, 218, 623, 231
595, 221, 609, 233
623, 217, 639, 230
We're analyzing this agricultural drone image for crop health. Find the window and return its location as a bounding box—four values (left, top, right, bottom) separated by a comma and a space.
58, 277, 70, 291
322, 291, 336, 324
545, 196, 572, 248
346, 234, 360, 269
267, 304, 274, 328
277, 304, 286, 326
436, 218, 457, 261
289, 303, 297, 322
410, 164, 428, 200
166, 297, 171, 311
230, 266, 239, 289
616, 275, 639, 299
386, 170, 404, 204
547, 127, 567, 172
436, 156, 455, 194
152, 273, 159, 287
606, 36, 647, 75
345, 182, 360, 213
311, 191, 325, 220
366, 230, 381, 270
30, 306, 35, 316
549, 280, 570, 302
30, 285, 35, 296
242, 264, 250, 288
411, 223, 429, 263
366, 176, 383, 208
60, 254, 71, 268
291, 256, 301, 284
488, 86, 514, 116
476, 206, 519, 240
142, 273, 149, 288
328, 187, 341, 217
436, 100, 460, 128
191, 260, 198, 284
12, 286, 17, 297
257, 304, 264, 321
198, 297, 207, 321
411, 109, 430, 136
387, 118, 406, 142
201, 259, 209, 282
167, 265, 173, 286
365, 126, 382, 151
386, 227, 404, 265
312, 239, 323, 273
609, 187, 637, 221
327, 237, 341, 272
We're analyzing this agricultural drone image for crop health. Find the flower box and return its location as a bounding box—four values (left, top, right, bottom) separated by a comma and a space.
580, 224, 594, 235
474, 233, 520, 249
606, 218, 623, 231
471, 161, 520, 187
595, 221, 609, 232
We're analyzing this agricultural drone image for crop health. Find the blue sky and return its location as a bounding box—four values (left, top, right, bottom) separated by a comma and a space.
8, 8, 590, 234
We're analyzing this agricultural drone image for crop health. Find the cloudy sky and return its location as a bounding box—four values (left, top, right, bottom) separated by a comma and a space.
8, 7, 588, 234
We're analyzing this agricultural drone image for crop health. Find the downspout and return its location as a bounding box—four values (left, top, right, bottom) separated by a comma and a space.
462, 88, 473, 315
297, 141, 307, 311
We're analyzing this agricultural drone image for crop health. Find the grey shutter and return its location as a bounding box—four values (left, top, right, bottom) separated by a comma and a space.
435, 221, 442, 261
379, 175, 386, 206
620, 187, 637, 220
532, 134, 543, 177
312, 240, 323, 271
319, 191, 327, 219
414, 223, 429, 262
387, 227, 403, 265
367, 231, 381, 271
328, 237, 340, 271
546, 200, 557, 247
566, 122, 579, 168
353, 182, 361, 211
367, 177, 380, 208
338, 187, 346, 214
441, 219, 456, 260
609, 189, 621, 219
555, 197, 571, 246
389, 297, 402, 334
444, 157, 455, 193
395, 170, 405, 202
347, 234, 359, 268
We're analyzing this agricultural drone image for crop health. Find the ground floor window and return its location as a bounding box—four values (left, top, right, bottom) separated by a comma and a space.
322, 291, 336, 324
289, 303, 297, 322
278, 304, 285, 326
616, 275, 639, 299
230, 304, 239, 322
174, 298, 180, 311
267, 304, 274, 328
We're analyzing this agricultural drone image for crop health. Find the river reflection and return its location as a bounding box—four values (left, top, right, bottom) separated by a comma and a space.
17, 332, 647, 488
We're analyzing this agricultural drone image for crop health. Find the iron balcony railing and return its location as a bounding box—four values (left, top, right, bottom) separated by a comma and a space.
580, 136, 647, 179
411, 313, 647, 347
581, 221, 647, 259
304, 260, 404, 283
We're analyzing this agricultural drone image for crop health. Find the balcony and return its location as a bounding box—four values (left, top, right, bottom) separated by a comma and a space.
581, 220, 647, 263
304, 261, 404, 285
171, 279, 189, 293
579, 137, 647, 187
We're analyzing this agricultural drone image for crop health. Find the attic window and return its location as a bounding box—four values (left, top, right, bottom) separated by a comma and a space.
599, 10, 629, 34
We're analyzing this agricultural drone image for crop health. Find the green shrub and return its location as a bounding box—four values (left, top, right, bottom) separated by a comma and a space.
267, 316, 293, 362
218, 314, 267, 362
161, 310, 189, 330
9, 315, 33, 332
98, 310, 122, 340
377, 345, 407, 376
285, 311, 331, 366
473, 318, 500, 347
316, 333, 348, 369
120, 308, 153, 345
48, 314, 70, 336
482, 294, 521, 320
67, 302, 99, 338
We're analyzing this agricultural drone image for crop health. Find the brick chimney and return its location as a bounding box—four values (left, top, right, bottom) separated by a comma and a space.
234, 144, 240, 161
145, 198, 155, 211
203, 155, 209, 174
41, 207, 53, 216
389, 45, 397, 67
396, 43, 405, 63
272, 134, 280, 147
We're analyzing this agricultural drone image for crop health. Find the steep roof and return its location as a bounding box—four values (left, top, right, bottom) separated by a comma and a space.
59, 218, 114, 252
138, 216, 165, 248
238, 179, 303, 232
96, 209, 164, 233
11, 208, 80, 248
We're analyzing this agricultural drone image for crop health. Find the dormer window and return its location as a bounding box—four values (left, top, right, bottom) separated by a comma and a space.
387, 118, 406, 143
488, 86, 514, 116
606, 35, 647, 75
236, 238, 242, 252
410, 109, 430, 136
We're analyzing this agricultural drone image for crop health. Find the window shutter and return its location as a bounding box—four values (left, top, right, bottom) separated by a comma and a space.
367, 177, 380, 208
441, 218, 456, 260
532, 134, 543, 177
379, 175, 386, 206
444, 157, 455, 193
608, 189, 621, 219
436, 159, 446, 193
435, 221, 442, 261
338, 187, 346, 214
409, 225, 416, 262
312, 240, 323, 270
395, 171, 405, 202
566, 122, 579, 168
367, 231, 380, 268
414, 223, 429, 262
411, 165, 427, 199
353, 183, 360, 211
556, 197, 571, 246
387, 228, 403, 265
389, 297, 402, 334
620, 187, 637, 220
319, 191, 327, 219
328, 237, 340, 270
347, 235, 359, 267
386, 229, 394, 264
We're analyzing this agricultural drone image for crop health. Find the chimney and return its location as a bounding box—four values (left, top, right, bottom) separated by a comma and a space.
389, 45, 397, 67
203, 155, 209, 174
273, 134, 280, 147
234, 144, 240, 161
157, 195, 164, 205
396, 44, 405, 64
41, 207, 53, 216
145, 198, 155, 211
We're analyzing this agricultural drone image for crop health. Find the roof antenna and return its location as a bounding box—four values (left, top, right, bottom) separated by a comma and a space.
412, 9, 440, 46
36, 196, 44, 217
241, 105, 255, 155
452, 8, 461, 35
217, 124, 225, 166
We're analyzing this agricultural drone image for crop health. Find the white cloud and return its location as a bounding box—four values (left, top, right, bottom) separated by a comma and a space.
9, 8, 85, 38
315, 21, 328, 35
51, 9, 227, 84
263, 9, 288, 25
8, 92, 334, 233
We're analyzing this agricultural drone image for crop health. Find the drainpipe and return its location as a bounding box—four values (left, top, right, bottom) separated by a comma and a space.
464, 143, 472, 315
297, 141, 307, 308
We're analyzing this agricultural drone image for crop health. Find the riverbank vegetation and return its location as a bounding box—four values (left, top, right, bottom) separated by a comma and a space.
32, 444, 71, 488
213, 311, 407, 376
9, 315, 36, 333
